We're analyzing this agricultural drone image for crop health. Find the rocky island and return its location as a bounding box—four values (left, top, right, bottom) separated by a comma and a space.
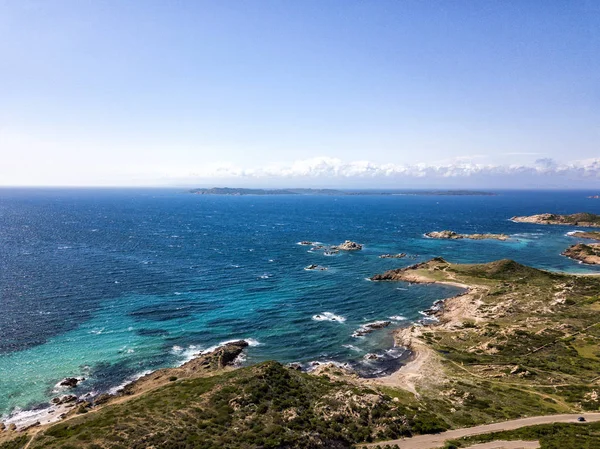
569, 230, 600, 241
332, 240, 363, 250
511, 212, 600, 227
562, 243, 600, 265
425, 230, 509, 240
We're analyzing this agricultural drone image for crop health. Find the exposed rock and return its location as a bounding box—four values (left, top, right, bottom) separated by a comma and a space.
93, 393, 113, 406
379, 253, 406, 258
287, 363, 303, 371
511, 213, 600, 227
20, 421, 40, 432
364, 353, 380, 360
52, 394, 78, 405
425, 230, 509, 240
352, 321, 392, 337
0, 422, 5, 431
8, 423, 16, 431
299, 241, 313, 245
59, 377, 84, 388
568, 231, 600, 241
332, 240, 363, 251
562, 243, 600, 265
305, 264, 327, 271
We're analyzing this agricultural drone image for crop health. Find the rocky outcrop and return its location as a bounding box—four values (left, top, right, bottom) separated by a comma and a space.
569, 231, 600, 241
304, 264, 327, 271
379, 253, 406, 259
511, 213, 600, 227
299, 241, 313, 245
352, 321, 391, 337
52, 395, 77, 405
562, 243, 600, 265
59, 377, 84, 388
370, 258, 448, 282
425, 230, 509, 240
332, 240, 363, 251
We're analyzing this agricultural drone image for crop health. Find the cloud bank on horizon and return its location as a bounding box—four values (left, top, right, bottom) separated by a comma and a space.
138, 156, 600, 189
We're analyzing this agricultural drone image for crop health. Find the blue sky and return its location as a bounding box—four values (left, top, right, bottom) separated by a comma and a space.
0, 0, 598, 187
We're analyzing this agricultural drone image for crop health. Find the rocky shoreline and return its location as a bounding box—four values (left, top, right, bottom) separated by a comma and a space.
0, 341, 250, 432
568, 230, 600, 241
562, 243, 600, 265
425, 230, 509, 240
511, 212, 600, 228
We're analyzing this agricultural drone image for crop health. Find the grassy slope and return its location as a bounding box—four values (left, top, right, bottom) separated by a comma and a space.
378, 259, 600, 433
4, 362, 445, 449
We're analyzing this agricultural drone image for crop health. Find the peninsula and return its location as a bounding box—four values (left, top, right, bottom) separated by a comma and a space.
425, 230, 509, 240
562, 243, 600, 265
510, 213, 600, 227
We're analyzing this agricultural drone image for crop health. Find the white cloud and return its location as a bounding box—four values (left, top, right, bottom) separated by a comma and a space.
156, 156, 600, 181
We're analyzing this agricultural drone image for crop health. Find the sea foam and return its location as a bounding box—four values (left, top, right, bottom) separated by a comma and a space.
312, 312, 346, 323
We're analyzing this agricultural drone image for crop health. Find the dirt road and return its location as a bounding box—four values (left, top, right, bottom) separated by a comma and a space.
363, 413, 600, 448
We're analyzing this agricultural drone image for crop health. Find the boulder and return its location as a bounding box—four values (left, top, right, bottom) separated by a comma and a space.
333, 240, 363, 251
60, 377, 83, 388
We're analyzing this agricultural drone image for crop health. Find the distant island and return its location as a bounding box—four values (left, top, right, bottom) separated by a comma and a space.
425, 230, 509, 240
588, 195, 600, 199
511, 212, 600, 228
189, 187, 496, 196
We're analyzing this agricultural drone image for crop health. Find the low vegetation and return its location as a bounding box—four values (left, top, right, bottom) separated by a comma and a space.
449, 421, 600, 449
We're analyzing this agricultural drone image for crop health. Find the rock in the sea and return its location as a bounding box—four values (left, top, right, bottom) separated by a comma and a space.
299, 241, 313, 245
60, 377, 84, 388
425, 230, 508, 240
352, 321, 392, 337
305, 264, 327, 271
379, 253, 407, 259
333, 240, 363, 251
364, 353, 380, 360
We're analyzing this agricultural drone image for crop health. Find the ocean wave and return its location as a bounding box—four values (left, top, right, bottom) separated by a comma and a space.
389, 315, 407, 321
342, 344, 362, 352
312, 312, 346, 323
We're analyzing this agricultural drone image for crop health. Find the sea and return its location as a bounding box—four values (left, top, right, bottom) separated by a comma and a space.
1, 188, 599, 420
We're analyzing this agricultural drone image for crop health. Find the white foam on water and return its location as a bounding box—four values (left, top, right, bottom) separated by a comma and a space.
342, 344, 362, 352
389, 315, 407, 321
107, 370, 153, 395
312, 312, 346, 323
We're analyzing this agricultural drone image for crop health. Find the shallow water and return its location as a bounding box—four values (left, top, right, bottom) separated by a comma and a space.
1, 188, 599, 417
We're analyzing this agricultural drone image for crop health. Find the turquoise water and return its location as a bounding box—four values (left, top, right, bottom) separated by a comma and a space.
1, 188, 599, 418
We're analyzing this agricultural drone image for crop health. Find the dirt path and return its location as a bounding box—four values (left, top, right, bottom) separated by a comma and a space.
462, 441, 539, 449
363, 413, 600, 448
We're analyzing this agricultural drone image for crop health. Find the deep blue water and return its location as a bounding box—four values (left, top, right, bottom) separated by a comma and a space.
1, 188, 599, 418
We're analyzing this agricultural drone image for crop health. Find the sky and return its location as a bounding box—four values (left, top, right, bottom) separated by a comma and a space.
0, 0, 599, 188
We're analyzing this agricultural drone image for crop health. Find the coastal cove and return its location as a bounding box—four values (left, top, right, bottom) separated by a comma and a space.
1, 189, 600, 422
